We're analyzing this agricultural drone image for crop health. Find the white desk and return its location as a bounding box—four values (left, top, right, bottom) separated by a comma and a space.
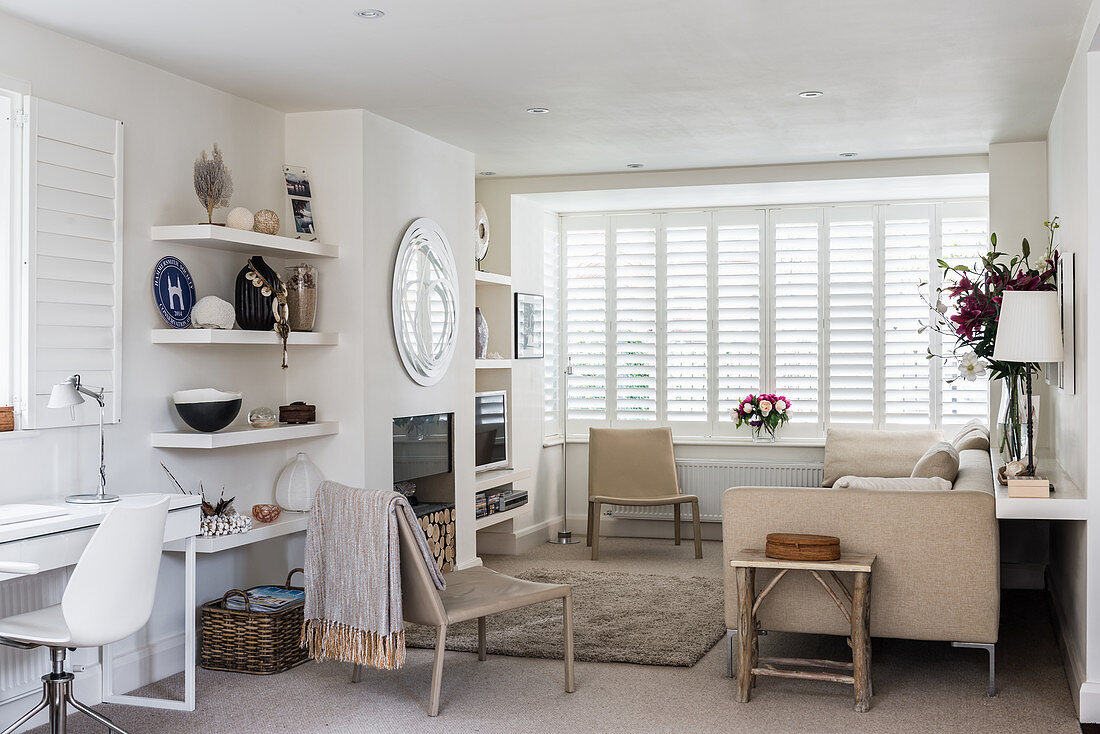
0, 493, 201, 711
991, 452, 1088, 521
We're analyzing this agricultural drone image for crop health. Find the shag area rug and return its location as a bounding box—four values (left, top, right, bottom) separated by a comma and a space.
405, 568, 724, 667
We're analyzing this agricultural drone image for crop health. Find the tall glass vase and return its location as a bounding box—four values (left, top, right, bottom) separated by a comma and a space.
997, 373, 1033, 465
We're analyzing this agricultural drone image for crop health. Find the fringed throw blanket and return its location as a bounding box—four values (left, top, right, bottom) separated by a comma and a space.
301, 481, 445, 670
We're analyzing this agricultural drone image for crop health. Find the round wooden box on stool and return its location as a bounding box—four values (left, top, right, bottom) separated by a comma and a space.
765, 532, 841, 561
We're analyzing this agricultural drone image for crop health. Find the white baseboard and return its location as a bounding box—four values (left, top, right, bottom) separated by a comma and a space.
1047, 570, 1086, 719
455, 556, 483, 571
476, 517, 559, 556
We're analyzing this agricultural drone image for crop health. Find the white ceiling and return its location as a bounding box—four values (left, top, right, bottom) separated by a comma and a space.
0, 1, 1090, 177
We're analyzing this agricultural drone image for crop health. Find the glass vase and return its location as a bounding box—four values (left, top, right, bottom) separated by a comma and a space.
751, 424, 777, 443
997, 373, 1033, 465
283, 264, 317, 332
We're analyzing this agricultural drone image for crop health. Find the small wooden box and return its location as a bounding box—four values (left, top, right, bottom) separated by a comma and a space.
1007, 477, 1051, 498
279, 402, 316, 424
0, 407, 13, 432
765, 532, 841, 561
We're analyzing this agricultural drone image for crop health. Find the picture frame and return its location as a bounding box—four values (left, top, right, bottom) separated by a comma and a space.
514, 292, 544, 359
283, 165, 317, 241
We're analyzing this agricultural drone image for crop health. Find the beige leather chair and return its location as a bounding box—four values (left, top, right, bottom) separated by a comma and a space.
352, 511, 575, 716
587, 427, 701, 561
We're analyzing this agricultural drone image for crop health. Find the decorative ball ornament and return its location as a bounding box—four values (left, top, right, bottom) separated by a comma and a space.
252, 504, 282, 523
253, 209, 280, 235
226, 207, 254, 230
191, 295, 236, 330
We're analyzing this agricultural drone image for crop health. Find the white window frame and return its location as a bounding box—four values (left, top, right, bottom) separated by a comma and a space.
0, 84, 25, 412
556, 198, 989, 441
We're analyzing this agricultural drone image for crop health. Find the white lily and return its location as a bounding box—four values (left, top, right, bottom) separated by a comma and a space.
958, 351, 988, 382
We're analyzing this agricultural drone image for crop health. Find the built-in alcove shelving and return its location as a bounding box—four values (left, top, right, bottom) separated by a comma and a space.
151, 224, 339, 259
151, 329, 339, 346
152, 421, 340, 449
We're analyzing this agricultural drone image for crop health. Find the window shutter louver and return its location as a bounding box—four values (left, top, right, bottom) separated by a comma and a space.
882, 204, 933, 426
563, 215, 608, 424
543, 213, 561, 437
826, 207, 875, 425
716, 210, 763, 422
940, 201, 991, 430
772, 210, 820, 427
664, 214, 709, 422
23, 98, 123, 428
612, 214, 658, 421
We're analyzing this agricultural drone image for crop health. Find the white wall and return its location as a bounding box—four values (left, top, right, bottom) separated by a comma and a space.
0, 10, 308, 706
1046, 0, 1100, 720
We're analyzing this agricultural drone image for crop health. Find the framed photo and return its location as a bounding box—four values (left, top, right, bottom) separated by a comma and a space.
283, 167, 312, 198
1056, 252, 1076, 394
290, 198, 315, 235
514, 292, 544, 359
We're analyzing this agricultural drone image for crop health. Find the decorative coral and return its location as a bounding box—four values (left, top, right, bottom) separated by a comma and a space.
193, 143, 233, 224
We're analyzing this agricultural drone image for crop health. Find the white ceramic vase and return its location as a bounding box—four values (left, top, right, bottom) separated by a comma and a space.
275, 451, 324, 511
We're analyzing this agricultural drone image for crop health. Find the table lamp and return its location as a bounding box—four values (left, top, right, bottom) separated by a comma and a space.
991, 290, 1064, 477
48, 374, 119, 504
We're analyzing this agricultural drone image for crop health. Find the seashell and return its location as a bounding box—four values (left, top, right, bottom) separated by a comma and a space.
226, 207, 254, 230
191, 295, 236, 330
253, 209, 280, 235
261, 286, 272, 297
251, 504, 281, 523
1005, 460, 1027, 478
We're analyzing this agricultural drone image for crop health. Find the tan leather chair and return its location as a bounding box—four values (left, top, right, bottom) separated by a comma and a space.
587, 427, 702, 561
352, 511, 575, 716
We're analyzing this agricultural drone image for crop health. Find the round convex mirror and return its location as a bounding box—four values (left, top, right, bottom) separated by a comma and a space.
392, 218, 460, 386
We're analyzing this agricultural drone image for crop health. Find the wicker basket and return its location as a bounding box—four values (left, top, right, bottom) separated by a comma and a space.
200, 568, 309, 675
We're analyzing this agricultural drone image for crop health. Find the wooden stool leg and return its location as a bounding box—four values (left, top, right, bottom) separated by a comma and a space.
590, 502, 602, 560
674, 503, 682, 545
691, 499, 702, 559
852, 571, 872, 712
735, 567, 757, 703
563, 594, 575, 693
477, 616, 487, 661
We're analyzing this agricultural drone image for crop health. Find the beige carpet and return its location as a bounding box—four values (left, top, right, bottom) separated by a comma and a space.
405, 568, 724, 666
25, 537, 1080, 733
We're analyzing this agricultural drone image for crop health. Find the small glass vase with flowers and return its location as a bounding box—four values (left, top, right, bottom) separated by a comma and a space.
731, 394, 792, 443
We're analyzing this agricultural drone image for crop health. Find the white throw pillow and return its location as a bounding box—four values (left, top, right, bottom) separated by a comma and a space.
834, 475, 953, 491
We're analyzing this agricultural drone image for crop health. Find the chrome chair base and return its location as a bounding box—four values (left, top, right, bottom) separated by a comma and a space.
1, 648, 130, 734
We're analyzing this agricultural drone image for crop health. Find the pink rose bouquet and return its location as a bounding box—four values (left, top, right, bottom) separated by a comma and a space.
731, 393, 791, 441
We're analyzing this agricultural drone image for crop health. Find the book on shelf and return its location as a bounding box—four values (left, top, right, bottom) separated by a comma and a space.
224, 586, 304, 612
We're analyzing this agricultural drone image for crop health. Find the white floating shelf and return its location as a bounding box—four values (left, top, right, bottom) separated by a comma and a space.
151, 224, 338, 259
164, 513, 310, 554
475, 467, 532, 493
152, 329, 338, 346
474, 271, 511, 287
476, 504, 529, 531
152, 421, 339, 449
475, 359, 512, 370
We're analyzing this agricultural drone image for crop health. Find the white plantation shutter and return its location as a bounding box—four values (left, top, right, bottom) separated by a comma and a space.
563, 215, 608, 424
664, 213, 710, 423
940, 201, 990, 430
716, 210, 763, 423
882, 204, 933, 426
23, 98, 123, 428
772, 209, 821, 429
612, 214, 658, 421
826, 206, 875, 425
543, 213, 561, 437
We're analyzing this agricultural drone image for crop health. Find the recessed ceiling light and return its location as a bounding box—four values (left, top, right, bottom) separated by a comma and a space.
479, 171, 496, 176
799, 91, 824, 98
355, 9, 384, 18
839, 152, 859, 158
526, 107, 551, 114
626, 163, 644, 169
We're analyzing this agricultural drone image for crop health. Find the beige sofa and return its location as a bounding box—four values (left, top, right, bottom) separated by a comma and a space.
721, 428, 999, 692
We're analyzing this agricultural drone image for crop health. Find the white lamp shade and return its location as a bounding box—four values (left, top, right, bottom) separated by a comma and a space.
47, 380, 83, 409
275, 452, 324, 512
992, 290, 1065, 363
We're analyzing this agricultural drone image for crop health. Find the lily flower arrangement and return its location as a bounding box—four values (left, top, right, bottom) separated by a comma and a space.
731, 393, 791, 441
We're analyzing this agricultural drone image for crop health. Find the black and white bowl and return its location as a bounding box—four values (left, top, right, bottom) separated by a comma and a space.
172, 389, 243, 432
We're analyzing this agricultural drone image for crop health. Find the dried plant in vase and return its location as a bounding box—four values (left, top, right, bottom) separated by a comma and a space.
193, 143, 233, 224
246, 258, 291, 369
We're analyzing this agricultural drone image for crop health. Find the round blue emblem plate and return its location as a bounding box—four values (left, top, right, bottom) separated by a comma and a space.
152, 256, 196, 329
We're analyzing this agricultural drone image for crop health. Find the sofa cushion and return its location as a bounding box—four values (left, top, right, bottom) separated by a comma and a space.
911, 441, 961, 482
835, 475, 953, 491
953, 427, 990, 452
822, 428, 943, 487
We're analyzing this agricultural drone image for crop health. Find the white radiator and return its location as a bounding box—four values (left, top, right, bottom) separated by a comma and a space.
0, 569, 68, 703
611, 459, 824, 523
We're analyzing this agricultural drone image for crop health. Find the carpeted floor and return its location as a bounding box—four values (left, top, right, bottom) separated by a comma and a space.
405, 568, 724, 666
26, 537, 1081, 733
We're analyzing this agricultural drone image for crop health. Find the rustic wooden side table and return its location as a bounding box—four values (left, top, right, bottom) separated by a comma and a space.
729, 549, 876, 712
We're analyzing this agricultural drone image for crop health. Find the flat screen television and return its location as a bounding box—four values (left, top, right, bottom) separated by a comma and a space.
392, 412, 453, 483
474, 391, 508, 472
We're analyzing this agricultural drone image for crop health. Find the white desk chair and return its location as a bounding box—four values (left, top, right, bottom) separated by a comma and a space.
0, 498, 170, 734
